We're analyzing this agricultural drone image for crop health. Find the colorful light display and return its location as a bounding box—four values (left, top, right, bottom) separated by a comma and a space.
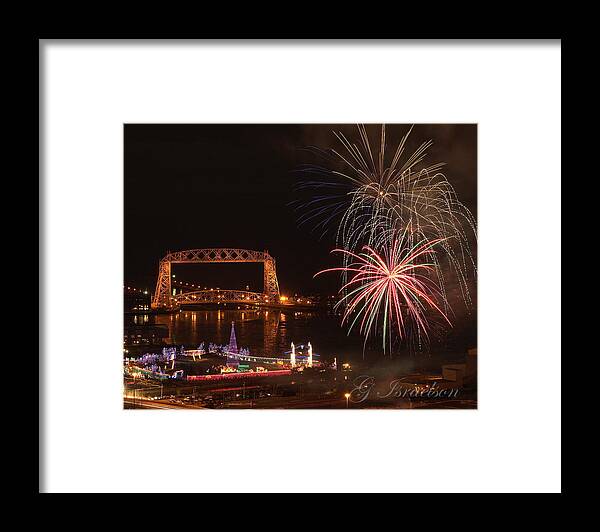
186, 369, 292, 381
316, 226, 452, 352
299, 125, 476, 350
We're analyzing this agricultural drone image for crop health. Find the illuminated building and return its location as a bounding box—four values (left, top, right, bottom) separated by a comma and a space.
124, 286, 151, 312
123, 323, 169, 348
308, 341, 313, 367
290, 342, 296, 367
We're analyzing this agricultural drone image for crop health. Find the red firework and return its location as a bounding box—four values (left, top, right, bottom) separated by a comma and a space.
316, 233, 452, 351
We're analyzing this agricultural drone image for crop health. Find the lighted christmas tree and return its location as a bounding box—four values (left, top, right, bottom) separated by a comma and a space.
228, 321, 238, 354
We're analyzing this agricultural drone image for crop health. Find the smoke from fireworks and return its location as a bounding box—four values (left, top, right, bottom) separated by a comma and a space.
297, 125, 476, 351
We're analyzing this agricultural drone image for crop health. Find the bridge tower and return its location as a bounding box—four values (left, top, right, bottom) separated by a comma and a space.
263, 250, 280, 301
153, 259, 172, 309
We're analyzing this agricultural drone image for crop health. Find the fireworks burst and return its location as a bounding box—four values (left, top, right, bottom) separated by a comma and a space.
295, 125, 477, 312
315, 227, 452, 353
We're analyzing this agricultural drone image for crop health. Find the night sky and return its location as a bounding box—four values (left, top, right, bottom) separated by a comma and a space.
124, 124, 477, 347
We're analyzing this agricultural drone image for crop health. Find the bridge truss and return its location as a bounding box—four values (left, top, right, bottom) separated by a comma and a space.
152, 248, 280, 310
175, 289, 270, 306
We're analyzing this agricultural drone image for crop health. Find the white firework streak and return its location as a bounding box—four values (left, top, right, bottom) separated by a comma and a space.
295, 124, 477, 326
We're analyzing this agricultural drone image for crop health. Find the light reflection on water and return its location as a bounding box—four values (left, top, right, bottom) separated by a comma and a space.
130, 308, 468, 372
154, 308, 357, 362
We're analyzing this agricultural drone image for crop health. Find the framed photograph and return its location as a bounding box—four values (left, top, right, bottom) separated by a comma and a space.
123, 123, 478, 410
40, 39, 561, 493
